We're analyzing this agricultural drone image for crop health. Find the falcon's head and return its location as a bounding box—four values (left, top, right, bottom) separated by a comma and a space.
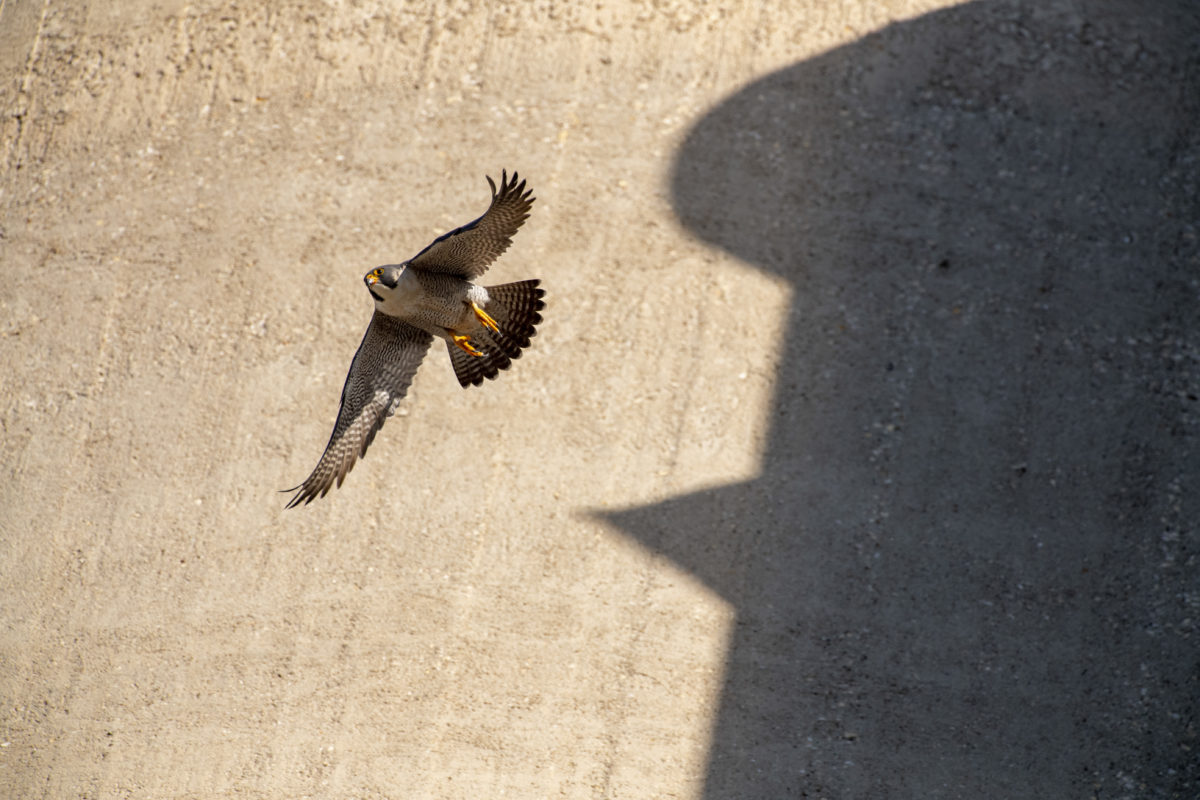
364, 265, 404, 303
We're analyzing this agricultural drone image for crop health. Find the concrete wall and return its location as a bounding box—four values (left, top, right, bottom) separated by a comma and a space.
2, 1, 1196, 797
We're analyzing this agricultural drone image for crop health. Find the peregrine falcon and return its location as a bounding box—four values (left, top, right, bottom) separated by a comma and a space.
284, 170, 544, 508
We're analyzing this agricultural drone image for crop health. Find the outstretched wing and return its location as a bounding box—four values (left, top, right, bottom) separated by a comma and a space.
406, 170, 534, 279
284, 312, 433, 508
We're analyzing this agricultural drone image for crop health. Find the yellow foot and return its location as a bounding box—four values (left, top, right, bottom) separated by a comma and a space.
452, 333, 484, 357
471, 301, 501, 334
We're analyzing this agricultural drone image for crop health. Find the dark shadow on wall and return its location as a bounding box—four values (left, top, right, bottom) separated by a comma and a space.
605, 1, 1199, 797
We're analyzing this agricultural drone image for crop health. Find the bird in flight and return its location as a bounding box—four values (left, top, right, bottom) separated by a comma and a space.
284, 170, 544, 508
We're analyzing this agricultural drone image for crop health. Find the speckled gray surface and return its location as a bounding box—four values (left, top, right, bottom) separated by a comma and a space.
610, 2, 1199, 796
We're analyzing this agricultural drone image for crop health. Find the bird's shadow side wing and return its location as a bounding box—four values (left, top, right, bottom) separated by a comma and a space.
405, 170, 535, 280
284, 312, 433, 508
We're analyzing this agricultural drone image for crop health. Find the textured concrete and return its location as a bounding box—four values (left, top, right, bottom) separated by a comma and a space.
2, 1, 1196, 798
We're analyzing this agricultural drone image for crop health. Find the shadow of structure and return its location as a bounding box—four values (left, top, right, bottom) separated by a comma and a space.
605, 1, 1199, 796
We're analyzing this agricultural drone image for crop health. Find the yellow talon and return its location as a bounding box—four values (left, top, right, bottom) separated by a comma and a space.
452, 333, 484, 357
472, 301, 500, 334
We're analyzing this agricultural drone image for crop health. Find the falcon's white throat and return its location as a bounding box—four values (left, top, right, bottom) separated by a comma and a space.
371, 266, 423, 318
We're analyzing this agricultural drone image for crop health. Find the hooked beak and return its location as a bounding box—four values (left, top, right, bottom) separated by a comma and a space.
365, 273, 384, 302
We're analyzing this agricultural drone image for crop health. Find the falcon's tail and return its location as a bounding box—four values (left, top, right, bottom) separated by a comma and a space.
448, 279, 545, 388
